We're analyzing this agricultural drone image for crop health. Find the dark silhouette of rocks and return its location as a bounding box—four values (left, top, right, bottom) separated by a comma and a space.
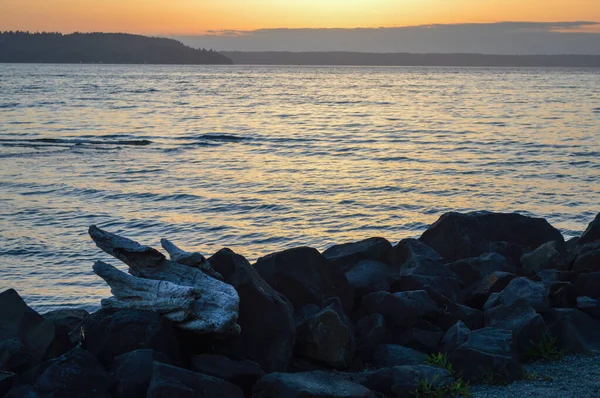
2, 211, 600, 397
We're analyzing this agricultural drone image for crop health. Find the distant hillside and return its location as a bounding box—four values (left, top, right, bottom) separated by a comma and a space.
0, 32, 232, 64
222, 51, 600, 67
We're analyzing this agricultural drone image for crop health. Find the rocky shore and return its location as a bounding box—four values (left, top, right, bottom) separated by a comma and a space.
1, 211, 600, 397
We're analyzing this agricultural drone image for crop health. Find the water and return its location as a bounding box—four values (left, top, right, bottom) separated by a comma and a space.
1, 64, 599, 312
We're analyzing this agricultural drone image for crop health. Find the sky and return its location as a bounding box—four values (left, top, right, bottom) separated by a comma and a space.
1, 0, 600, 53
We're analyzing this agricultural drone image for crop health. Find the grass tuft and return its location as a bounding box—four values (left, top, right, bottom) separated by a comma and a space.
526, 333, 564, 362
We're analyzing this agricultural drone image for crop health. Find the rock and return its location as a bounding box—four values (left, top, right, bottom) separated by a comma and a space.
393, 273, 463, 304
449, 327, 521, 383
483, 293, 503, 310
79, 309, 180, 366
484, 304, 549, 359
112, 349, 171, 398
208, 248, 296, 372
34, 347, 112, 397
190, 354, 264, 395
0, 289, 55, 372
447, 253, 514, 286
160, 238, 223, 280
147, 362, 245, 398
382, 238, 443, 267
295, 298, 355, 369
572, 243, 600, 272
42, 309, 89, 360
579, 213, 600, 246
578, 297, 600, 319
489, 241, 532, 268
420, 211, 565, 262
441, 321, 470, 353
547, 282, 577, 308
464, 271, 517, 310
395, 328, 443, 354
356, 291, 440, 330
534, 269, 579, 286
0, 339, 41, 374
372, 345, 427, 368
574, 272, 600, 299
436, 302, 483, 331
89, 226, 241, 335
497, 277, 550, 311
354, 315, 390, 362
253, 371, 376, 398
254, 247, 354, 314
542, 309, 600, 354
520, 241, 566, 275
345, 260, 392, 302
357, 365, 453, 398
0, 371, 15, 397
322, 237, 392, 269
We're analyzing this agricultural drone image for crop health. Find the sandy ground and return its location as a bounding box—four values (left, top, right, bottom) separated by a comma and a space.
472, 353, 600, 398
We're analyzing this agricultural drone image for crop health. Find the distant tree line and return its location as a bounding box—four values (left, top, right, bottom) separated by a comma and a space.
222, 51, 600, 67
0, 32, 232, 64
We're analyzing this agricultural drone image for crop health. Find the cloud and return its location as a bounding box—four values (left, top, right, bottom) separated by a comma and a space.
171, 22, 600, 54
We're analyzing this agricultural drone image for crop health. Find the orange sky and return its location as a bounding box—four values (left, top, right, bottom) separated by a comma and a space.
1, 0, 599, 34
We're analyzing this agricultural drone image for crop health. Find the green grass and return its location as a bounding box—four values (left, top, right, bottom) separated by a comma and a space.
522, 369, 553, 382
480, 371, 509, 386
525, 333, 564, 362
411, 353, 472, 397
425, 352, 455, 374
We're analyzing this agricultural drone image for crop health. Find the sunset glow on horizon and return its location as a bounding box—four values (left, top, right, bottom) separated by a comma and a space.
1, 0, 599, 34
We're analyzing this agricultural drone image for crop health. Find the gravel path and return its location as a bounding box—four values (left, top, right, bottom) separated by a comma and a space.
472, 354, 600, 397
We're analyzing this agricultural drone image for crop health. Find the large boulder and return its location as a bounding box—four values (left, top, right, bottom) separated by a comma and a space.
577, 297, 600, 320
372, 345, 427, 368
34, 348, 112, 397
489, 241, 532, 268
535, 269, 579, 286
447, 253, 514, 287
42, 309, 89, 360
395, 256, 464, 301
147, 362, 245, 398
79, 309, 180, 366
354, 315, 390, 362
449, 327, 521, 383
579, 213, 600, 246
464, 271, 517, 309
497, 277, 550, 311
357, 365, 454, 398
547, 282, 577, 308
0, 371, 15, 397
572, 243, 600, 272
323, 237, 392, 269
420, 211, 565, 262
295, 298, 355, 369
190, 354, 264, 396
0, 289, 55, 372
395, 328, 443, 354
209, 248, 296, 372
112, 349, 171, 398
574, 272, 600, 299
382, 238, 443, 267
253, 371, 376, 398
436, 302, 483, 331
356, 291, 440, 330
441, 321, 470, 353
345, 260, 392, 301
254, 247, 354, 314
542, 309, 600, 354
484, 304, 549, 359
520, 241, 566, 275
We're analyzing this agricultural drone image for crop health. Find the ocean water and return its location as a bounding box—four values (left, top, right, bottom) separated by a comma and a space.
0, 64, 599, 312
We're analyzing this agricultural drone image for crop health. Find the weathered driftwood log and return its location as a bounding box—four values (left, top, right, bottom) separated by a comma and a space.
89, 226, 240, 335
161, 238, 224, 281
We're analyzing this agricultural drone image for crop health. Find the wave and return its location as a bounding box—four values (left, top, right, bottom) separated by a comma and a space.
0, 138, 153, 147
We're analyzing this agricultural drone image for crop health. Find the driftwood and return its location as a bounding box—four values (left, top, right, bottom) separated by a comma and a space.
89, 226, 240, 335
